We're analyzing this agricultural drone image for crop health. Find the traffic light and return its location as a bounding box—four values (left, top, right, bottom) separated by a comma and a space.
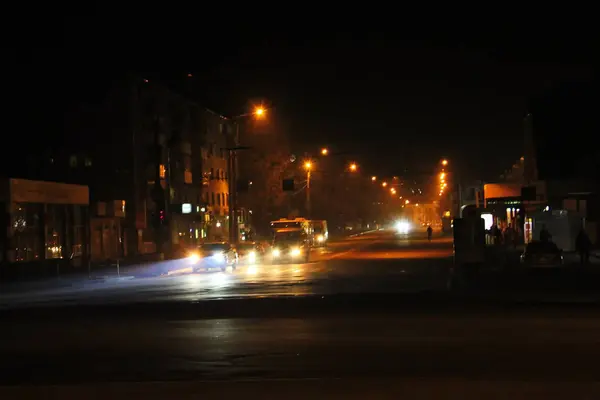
159, 209, 165, 222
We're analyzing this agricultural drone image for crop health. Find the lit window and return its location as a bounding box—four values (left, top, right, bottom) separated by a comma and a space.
159, 164, 166, 179
184, 170, 192, 184
69, 155, 77, 167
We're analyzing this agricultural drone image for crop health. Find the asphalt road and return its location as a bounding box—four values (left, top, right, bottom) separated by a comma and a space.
0, 230, 453, 309
4, 231, 600, 396
4, 303, 600, 397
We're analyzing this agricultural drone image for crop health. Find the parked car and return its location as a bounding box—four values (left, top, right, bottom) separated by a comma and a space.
520, 240, 564, 268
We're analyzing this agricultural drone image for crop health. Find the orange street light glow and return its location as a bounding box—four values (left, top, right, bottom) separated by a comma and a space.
382, 182, 388, 187
371, 176, 377, 181
349, 163, 358, 171
321, 148, 329, 155
255, 107, 265, 116
304, 161, 312, 170
441, 159, 448, 166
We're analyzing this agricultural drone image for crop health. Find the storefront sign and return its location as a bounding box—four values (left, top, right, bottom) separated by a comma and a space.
10, 178, 89, 205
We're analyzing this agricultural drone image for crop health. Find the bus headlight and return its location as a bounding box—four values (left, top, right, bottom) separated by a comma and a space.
188, 253, 200, 263
213, 252, 225, 262
317, 234, 324, 242
272, 248, 280, 257
291, 247, 301, 257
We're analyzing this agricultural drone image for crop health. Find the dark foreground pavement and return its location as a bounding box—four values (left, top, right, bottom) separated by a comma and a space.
3, 296, 600, 398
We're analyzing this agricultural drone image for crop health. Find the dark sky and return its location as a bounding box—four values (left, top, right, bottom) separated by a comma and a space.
10, 16, 595, 182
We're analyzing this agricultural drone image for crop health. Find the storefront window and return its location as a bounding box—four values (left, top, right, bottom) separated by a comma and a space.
12, 203, 43, 262
45, 204, 64, 259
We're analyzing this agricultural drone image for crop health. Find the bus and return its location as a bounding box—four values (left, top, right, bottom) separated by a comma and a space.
269, 218, 328, 246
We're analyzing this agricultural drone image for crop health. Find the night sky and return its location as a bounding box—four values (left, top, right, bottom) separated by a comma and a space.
10, 17, 595, 182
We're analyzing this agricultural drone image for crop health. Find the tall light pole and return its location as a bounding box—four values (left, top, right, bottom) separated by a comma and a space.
304, 161, 312, 218
226, 107, 265, 245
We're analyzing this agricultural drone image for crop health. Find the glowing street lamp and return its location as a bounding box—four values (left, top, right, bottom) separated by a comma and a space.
371, 176, 377, 181
304, 161, 312, 170
321, 148, 329, 156
254, 107, 265, 117
441, 159, 448, 167
382, 182, 388, 187
349, 163, 358, 172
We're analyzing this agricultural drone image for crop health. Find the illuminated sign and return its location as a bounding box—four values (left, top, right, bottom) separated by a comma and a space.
181, 203, 192, 214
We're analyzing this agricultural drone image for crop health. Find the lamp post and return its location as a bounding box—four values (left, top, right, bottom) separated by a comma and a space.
226, 107, 265, 245
304, 161, 312, 218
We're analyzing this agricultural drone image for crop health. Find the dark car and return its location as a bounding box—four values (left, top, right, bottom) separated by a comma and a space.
188, 242, 238, 272
236, 242, 266, 264
520, 240, 564, 268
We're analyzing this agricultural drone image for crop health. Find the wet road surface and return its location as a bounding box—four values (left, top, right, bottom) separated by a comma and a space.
0, 230, 453, 309
4, 231, 600, 396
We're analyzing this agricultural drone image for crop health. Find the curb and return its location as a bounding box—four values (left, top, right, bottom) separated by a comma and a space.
87, 276, 135, 283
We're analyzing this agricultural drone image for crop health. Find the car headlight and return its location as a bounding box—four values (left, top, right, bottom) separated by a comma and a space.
317, 235, 324, 242
248, 251, 256, 263
188, 253, 200, 263
395, 221, 410, 234
213, 252, 225, 262
272, 248, 280, 257
291, 247, 301, 257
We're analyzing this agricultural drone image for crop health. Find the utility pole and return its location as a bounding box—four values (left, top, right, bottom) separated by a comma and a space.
306, 168, 311, 218
228, 123, 241, 245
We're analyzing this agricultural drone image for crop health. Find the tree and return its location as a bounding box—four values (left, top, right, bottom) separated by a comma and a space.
237, 115, 292, 235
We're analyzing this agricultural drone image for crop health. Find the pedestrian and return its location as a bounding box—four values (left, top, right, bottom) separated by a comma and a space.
427, 225, 433, 241
540, 224, 551, 242
576, 227, 592, 265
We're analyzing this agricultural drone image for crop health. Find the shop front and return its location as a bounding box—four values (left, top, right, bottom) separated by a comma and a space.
0, 178, 90, 279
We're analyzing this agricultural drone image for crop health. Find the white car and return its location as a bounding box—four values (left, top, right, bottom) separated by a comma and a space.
187, 242, 238, 272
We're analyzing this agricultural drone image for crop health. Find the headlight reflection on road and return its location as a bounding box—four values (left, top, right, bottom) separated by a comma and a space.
209, 272, 229, 286
247, 265, 258, 275
248, 251, 256, 263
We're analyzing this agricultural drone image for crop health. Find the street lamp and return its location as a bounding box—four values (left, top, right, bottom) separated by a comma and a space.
304, 161, 313, 217
226, 106, 269, 245
321, 148, 329, 156
349, 163, 358, 172
441, 159, 448, 167
382, 182, 388, 187
371, 176, 377, 181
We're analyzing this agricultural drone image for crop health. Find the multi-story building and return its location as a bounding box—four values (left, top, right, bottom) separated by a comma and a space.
199, 110, 230, 241
9, 75, 235, 262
